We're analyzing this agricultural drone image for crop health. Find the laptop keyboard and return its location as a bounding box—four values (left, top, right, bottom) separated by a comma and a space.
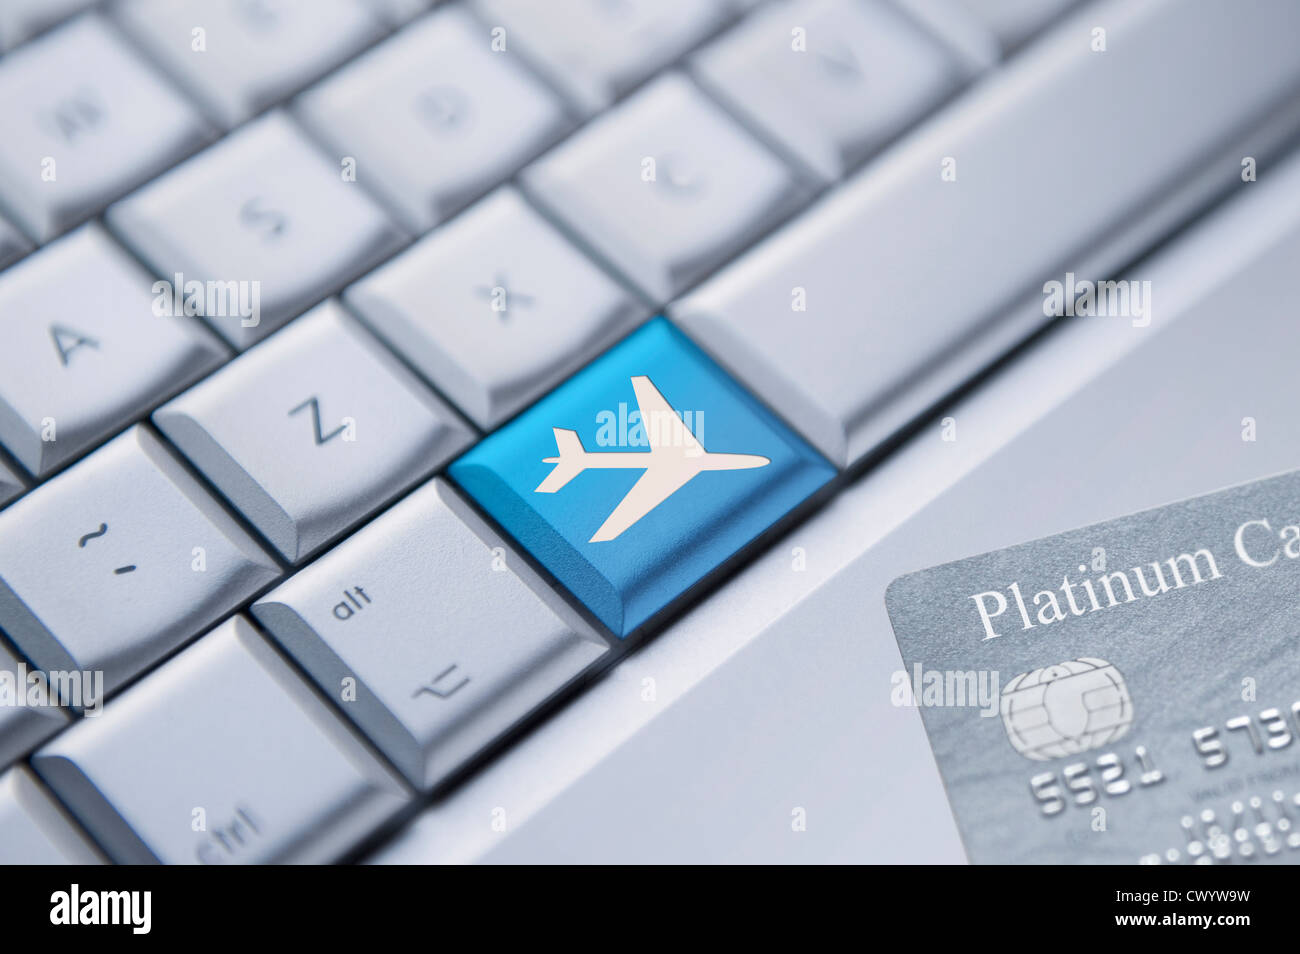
1, 0, 1300, 863
0, 13, 212, 242
107, 110, 408, 348
296, 5, 574, 232
151, 300, 474, 563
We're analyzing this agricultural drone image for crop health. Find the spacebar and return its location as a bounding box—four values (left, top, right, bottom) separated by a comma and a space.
673, 0, 1300, 469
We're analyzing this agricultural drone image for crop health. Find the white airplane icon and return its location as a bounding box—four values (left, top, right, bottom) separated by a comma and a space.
534, 375, 770, 543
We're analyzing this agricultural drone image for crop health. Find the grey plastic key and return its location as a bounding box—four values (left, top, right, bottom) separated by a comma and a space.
294, 6, 571, 233
692, 0, 963, 181
155, 300, 473, 564
0, 767, 103, 864
346, 187, 645, 429
0, 426, 279, 694
950, 0, 1079, 52
358, 0, 434, 25
673, 0, 1300, 469
107, 111, 406, 350
254, 478, 608, 790
0, 214, 32, 270
890, 0, 1001, 77
0, 225, 226, 477
0, 0, 98, 53
522, 73, 807, 302
0, 640, 69, 770
33, 615, 409, 864
0, 14, 212, 242
471, 0, 731, 114
113, 0, 386, 129
0, 455, 24, 508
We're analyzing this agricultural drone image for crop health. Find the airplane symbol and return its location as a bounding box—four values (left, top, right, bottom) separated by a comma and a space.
534, 376, 770, 543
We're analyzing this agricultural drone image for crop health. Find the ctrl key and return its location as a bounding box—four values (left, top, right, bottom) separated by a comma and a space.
32, 616, 409, 864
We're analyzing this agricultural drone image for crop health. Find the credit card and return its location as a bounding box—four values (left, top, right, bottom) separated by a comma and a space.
885, 471, 1300, 864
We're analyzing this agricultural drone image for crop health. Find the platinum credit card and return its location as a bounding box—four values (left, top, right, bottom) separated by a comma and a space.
885, 471, 1300, 864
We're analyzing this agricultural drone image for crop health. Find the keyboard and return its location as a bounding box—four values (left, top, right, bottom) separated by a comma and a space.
1, 0, 1299, 864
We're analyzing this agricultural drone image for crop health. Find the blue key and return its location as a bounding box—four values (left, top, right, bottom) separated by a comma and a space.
449, 317, 835, 636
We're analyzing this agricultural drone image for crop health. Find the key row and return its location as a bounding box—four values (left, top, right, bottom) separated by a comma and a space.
0, 70, 784, 478
0, 190, 645, 497
0, 0, 991, 494
0, 0, 969, 257
0, 3, 969, 485
0, 0, 455, 246
6, 0, 1300, 488
0, 475, 608, 862
0, 1, 430, 56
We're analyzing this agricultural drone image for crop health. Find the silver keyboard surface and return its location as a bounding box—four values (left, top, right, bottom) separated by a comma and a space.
1, 0, 1299, 864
